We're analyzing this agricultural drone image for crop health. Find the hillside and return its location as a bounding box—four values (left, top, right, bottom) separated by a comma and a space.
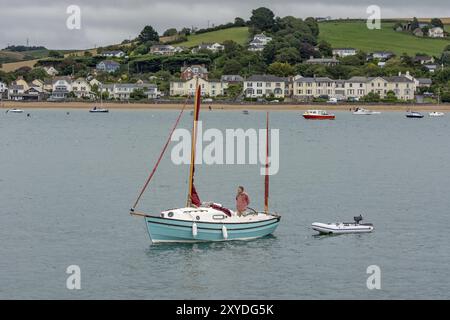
177, 27, 250, 47
318, 20, 450, 56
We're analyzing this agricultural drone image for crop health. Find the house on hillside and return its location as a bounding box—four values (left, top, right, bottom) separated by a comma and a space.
44, 66, 59, 76
248, 33, 272, 51
96, 60, 121, 73
414, 55, 434, 65
101, 50, 125, 58
180, 65, 209, 81
150, 45, 183, 55
170, 76, 227, 97
23, 86, 46, 101
243, 75, 289, 99
424, 63, 438, 73
305, 56, 340, 66
332, 48, 357, 57
428, 27, 444, 38
192, 42, 224, 53
370, 51, 395, 61
413, 28, 424, 37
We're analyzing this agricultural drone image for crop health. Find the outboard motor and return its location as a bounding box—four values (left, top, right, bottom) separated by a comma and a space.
354, 215, 363, 224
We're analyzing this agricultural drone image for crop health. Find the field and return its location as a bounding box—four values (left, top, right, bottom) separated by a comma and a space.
318, 20, 450, 56
177, 27, 250, 47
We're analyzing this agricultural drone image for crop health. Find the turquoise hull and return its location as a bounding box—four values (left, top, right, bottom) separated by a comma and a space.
145, 216, 280, 243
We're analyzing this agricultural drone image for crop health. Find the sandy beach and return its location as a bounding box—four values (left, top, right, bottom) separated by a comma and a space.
2, 101, 450, 111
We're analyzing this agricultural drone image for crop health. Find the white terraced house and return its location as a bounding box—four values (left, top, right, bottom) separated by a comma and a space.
72, 78, 93, 99
244, 75, 289, 98
292, 72, 420, 101
0, 82, 8, 99
101, 83, 160, 100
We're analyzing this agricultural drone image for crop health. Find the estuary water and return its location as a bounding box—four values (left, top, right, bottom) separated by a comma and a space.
0, 109, 449, 299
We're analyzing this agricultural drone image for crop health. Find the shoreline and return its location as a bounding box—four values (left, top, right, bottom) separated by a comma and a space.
2, 101, 450, 111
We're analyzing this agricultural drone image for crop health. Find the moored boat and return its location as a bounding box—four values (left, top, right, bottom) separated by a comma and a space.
312, 215, 374, 235
406, 111, 424, 118
6, 108, 24, 113
89, 106, 109, 113
303, 110, 335, 120
429, 112, 444, 117
130, 84, 280, 243
353, 107, 381, 115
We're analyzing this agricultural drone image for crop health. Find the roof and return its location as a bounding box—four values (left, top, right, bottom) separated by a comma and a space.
417, 78, 432, 84
383, 76, 414, 83
246, 75, 287, 82
333, 48, 357, 51
98, 60, 120, 66
221, 75, 244, 82
102, 50, 124, 54
181, 65, 208, 73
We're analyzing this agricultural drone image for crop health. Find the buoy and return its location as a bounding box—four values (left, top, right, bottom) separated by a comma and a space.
192, 222, 198, 237
222, 225, 228, 239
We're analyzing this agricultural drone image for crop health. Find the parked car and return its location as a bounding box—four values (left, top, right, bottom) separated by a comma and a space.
203, 98, 213, 103
327, 97, 338, 104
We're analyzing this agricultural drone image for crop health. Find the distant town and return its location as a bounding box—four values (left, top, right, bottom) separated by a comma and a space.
1, 8, 449, 105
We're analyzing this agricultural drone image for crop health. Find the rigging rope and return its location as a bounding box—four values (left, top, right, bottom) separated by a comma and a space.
131, 100, 188, 210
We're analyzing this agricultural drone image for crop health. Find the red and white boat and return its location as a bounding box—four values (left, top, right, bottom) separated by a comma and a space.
303, 110, 335, 120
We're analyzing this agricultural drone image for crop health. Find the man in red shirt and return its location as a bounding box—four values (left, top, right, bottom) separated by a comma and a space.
236, 186, 250, 216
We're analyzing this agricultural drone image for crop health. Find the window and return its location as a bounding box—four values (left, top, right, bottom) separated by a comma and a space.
257, 82, 263, 87
247, 82, 253, 87
257, 89, 263, 94
266, 82, 271, 87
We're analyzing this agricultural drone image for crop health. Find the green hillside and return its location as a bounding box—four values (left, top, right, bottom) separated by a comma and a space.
318, 20, 450, 56
178, 27, 250, 47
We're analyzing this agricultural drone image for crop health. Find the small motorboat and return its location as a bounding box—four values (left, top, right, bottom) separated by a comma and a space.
429, 112, 444, 117
406, 111, 424, 118
303, 110, 335, 120
353, 107, 381, 115
6, 108, 24, 113
312, 215, 374, 235
89, 106, 109, 113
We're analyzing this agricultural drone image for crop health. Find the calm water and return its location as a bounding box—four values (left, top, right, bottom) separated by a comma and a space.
1, 109, 449, 299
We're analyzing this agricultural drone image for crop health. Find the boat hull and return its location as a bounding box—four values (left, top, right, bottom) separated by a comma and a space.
145, 216, 281, 243
303, 115, 335, 120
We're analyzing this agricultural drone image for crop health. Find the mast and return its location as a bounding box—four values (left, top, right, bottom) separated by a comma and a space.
264, 112, 269, 213
187, 83, 201, 207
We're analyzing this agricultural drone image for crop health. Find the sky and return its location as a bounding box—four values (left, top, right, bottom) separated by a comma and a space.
0, 0, 448, 50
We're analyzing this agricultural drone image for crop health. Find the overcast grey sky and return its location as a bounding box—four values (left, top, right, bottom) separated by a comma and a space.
0, 0, 448, 49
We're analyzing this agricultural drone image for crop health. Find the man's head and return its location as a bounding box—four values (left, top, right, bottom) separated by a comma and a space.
237, 186, 244, 194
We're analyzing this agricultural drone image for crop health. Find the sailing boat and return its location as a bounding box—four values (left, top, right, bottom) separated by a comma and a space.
130, 85, 281, 243
90, 84, 109, 113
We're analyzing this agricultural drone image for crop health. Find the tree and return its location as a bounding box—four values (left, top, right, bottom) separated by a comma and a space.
48, 50, 64, 58
430, 18, 444, 28
275, 47, 300, 64
180, 27, 191, 36
130, 88, 146, 100
234, 17, 246, 27
249, 7, 275, 33
222, 59, 243, 74
304, 17, 319, 37
267, 62, 295, 77
317, 41, 332, 57
163, 28, 178, 37
226, 83, 243, 100
410, 17, 420, 31
138, 25, 159, 43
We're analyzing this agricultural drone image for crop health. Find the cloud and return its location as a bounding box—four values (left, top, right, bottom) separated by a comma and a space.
0, 0, 447, 49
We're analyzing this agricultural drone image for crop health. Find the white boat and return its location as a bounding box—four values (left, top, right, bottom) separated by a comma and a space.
130, 84, 280, 243
312, 215, 374, 235
353, 107, 381, 115
6, 108, 24, 113
429, 112, 444, 117
89, 106, 109, 113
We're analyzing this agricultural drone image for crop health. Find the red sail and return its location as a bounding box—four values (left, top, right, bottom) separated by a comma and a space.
187, 84, 202, 207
